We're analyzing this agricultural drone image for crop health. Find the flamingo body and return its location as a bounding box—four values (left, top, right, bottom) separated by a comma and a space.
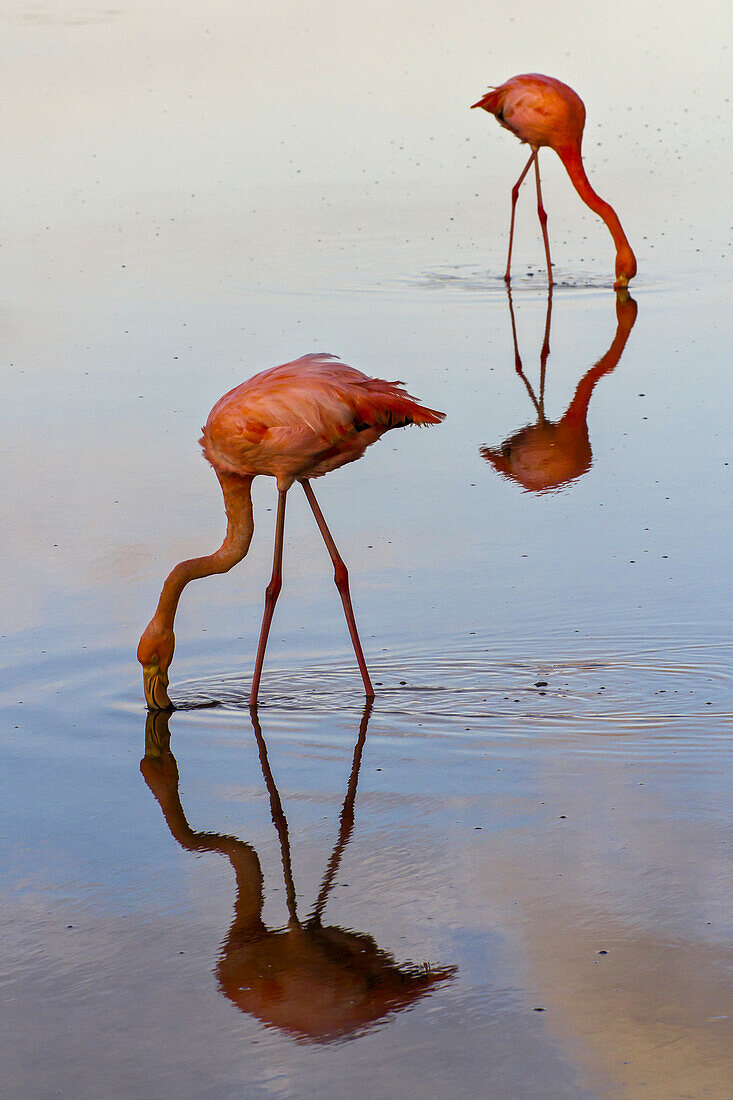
138, 354, 444, 709
201, 353, 442, 488
472, 73, 636, 289
473, 73, 585, 154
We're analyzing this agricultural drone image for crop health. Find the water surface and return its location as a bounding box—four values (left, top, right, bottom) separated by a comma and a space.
2, 2, 732, 1097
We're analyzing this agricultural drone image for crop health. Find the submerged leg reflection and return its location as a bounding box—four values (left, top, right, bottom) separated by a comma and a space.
140, 705, 455, 1042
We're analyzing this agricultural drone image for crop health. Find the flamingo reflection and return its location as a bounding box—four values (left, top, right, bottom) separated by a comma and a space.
141, 705, 455, 1042
481, 289, 637, 492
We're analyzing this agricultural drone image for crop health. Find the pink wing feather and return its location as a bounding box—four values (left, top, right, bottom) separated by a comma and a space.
200, 354, 444, 486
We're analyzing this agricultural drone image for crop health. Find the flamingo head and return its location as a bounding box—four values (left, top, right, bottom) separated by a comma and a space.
613, 243, 637, 291
137, 620, 175, 711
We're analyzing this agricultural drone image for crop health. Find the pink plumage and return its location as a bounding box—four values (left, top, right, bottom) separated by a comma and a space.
201, 353, 444, 489
471, 74, 586, 152
138, 353, 445, 709
471, 73, 636, 289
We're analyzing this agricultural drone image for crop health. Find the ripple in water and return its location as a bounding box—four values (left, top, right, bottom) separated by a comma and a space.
409, 265, 618, 294
172, 643, 733, 737
399, 264, 672, 296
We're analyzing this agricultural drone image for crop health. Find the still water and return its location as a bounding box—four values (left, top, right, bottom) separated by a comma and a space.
2, 1, 732, 1097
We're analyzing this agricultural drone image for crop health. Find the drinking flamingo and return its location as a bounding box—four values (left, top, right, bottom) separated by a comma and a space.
137, 353, 445, 710
471, 73, 637, 289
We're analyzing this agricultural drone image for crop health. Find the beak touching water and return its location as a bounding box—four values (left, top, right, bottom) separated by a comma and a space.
143, 660, 173, 711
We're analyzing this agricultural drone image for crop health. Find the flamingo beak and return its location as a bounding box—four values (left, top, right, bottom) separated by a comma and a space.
142, 661, 173, 711
143, 709, 173, 760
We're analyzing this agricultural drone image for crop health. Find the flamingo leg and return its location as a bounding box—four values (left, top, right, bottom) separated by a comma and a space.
250, 488, 287, 706
534, 153, 554, 286
538, 284, 554, 418
309, 697, 372, 926
300, 480, 375, 700
249, 706, 299, 925
505, 150, 536, 283
506, 285, 523, 374
506, 286, 542, 416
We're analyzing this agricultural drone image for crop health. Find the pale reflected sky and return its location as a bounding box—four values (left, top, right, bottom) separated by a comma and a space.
2, 0, 730, 290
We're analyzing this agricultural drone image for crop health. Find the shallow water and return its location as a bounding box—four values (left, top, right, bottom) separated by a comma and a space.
2, 1, 732, 1097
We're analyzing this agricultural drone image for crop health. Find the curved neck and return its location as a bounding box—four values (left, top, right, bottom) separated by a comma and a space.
153, 473, 255, 635
557, 145, 636, 280
146, 763, 266, 934
563, 297, 637, 426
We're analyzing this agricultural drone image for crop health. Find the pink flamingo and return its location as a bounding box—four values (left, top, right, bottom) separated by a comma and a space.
472, 73, 637, 290
137, 354, 445, 710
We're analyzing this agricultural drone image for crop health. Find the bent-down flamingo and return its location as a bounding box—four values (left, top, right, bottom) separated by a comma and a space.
137, 354, 445, 709
471, 73, 636, 290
